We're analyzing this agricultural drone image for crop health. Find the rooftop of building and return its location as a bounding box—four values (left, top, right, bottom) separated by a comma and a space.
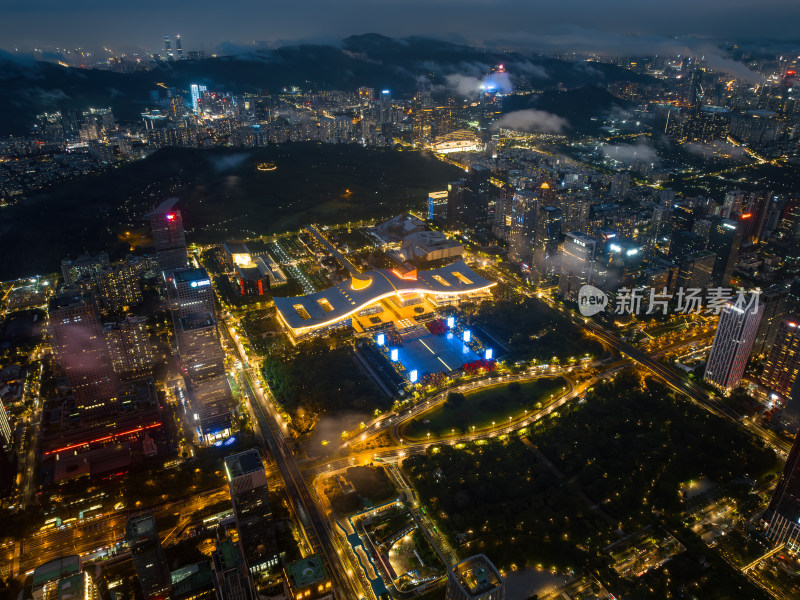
286, 555, 327, 589
224, 448, 264, 478
451, 554, 503, 598
179, 312, 216, 331
223, 241, 250, 255
172, 268, 211, 284
48, 293, 91, 311
57, 572, 87, 600
125, 512, 157, 540
215, 539, 245, 571
170, 561, 214, 596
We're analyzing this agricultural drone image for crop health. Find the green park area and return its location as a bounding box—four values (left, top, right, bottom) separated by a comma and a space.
401, 377, 567, 440
402, 374, 780, 599
262, 338, 391, 434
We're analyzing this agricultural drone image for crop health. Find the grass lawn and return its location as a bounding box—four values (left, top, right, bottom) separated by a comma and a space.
401, 377, 567, 440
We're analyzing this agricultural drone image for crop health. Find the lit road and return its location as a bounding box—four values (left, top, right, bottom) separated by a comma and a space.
221, 320, 367, 600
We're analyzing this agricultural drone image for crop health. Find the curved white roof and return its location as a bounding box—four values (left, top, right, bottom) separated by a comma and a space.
274, 260, 494, 332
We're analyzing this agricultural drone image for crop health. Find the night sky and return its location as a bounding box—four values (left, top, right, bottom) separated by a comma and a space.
2, 0, 799, 55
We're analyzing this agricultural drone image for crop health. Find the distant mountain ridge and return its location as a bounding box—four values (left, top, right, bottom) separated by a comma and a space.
0, 34, 654, 135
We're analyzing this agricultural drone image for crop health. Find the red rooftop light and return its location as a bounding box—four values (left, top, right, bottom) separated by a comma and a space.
166, 213, 176, 221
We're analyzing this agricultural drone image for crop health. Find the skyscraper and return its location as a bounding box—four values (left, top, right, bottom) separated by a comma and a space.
428, 191, 449, 222
126, 512, 172, 600
0, 396, 11, 447
190, 84, 208, 110
164, 36, 173, 61
753, 285, 789, 356
765, 432, 800, 548
224, 450, 278, 572
531, 206, 562, 280
445, 555, 505, 600
508, 190, 538, 266
703, 294, 764, 391
175, 34, 183, 60
707, 217, 744, 286
447, 180, 466, 226
176, 313, 231, 441
49, 293, 118, 418
211, 539, 254, 600
559, 232, 597, 301
167, 268, 217, 319
761, 316, 800, 398
105, 316, 156, 381
93, 258, 144, 314
379, 90, 392, 124
150, 210, 189, 273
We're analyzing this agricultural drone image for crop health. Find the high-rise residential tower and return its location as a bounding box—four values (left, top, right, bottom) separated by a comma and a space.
150, 210, 189, 273
704, 293, 764, 391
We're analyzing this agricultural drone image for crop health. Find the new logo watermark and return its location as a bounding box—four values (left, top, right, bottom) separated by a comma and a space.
578, 285, 608, 316
577, 286, 760, 317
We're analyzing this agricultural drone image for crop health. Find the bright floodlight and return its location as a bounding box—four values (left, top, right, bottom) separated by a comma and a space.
463, 329, 471, 342
390, 348, 399, 361
410, 370, 418, 383
485, 348, 493, 360
377, 333, 385, 346
447, 316, 455, 328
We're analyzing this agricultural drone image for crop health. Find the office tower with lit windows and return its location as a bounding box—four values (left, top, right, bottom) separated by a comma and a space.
532, 206, 562, 280
105, 316, 156, 381
508, 190, 538, 265
559, 232, 597, 301
428, 191, 449, 222
761, 316, 800, 398
224, 450, 278, 573
150, 210, 189, 273
753, 285, 789, 356
49, 293, 118, 418
703, 294, 764, 391
765, 431, 800, 549
492, 185, 513, 241
707, 217, 744, 286
164, 36, 174, 61
176, 313, 231, 441
446, 555, 505, 600
126, 512, 172, 600
175, 34, 183, 59
167, 268, 216, 318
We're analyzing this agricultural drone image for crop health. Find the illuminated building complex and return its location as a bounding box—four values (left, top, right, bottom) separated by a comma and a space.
445, 555, 505, 600
224, 450, 278, 573
31, 556, 98, 600
273, 260, 494, 339
0, 397, 11, 447
49, 293, 118, 419
126, 512, 172, 600
150, 210, 189, 273
94, 257, 144, 314
704, 295, 764, 391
